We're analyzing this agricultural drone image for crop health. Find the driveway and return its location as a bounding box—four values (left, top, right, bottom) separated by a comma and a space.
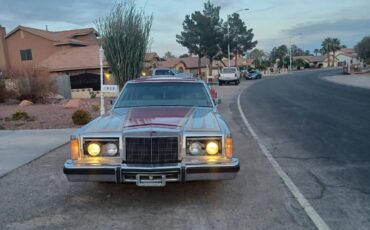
0, 129, 75, 177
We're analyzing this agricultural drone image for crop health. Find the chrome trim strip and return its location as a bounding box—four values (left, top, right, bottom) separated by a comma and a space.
64, 158, 240, 185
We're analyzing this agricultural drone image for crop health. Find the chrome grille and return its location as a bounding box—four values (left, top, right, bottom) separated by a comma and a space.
125, 137, 179, 164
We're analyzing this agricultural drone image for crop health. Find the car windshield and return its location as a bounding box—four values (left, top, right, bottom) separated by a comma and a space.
115, 82, 213, 108
154, 69, 173, 75
222, 68, 236, 73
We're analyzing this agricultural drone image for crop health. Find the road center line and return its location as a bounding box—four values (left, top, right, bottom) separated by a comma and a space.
237, 90, 330, 230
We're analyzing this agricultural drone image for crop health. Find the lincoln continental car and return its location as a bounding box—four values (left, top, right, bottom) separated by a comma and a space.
63, 77, 240, 186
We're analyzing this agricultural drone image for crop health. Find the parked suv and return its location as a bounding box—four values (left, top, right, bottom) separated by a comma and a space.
218, 67, 240, 85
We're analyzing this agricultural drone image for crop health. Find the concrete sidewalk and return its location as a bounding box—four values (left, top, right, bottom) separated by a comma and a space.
0, 128, 75, 177
322, 73, 370, 90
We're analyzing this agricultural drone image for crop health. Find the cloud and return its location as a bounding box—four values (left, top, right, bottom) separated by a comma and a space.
210, 0, 235, 9
0, 0, 114, 30
283, 18, 370, 37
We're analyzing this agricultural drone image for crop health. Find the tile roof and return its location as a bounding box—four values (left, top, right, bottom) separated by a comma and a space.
180, 56, 210, 68
5, 26, 96, 46
338, 48, 358, 58
293, 55, 325, 62
37, 45, 108, 72
157, 58, 184, 68
144, 52, 160, 61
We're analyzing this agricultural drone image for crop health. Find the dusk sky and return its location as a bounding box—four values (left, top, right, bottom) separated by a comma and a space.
0, 0, 369, 56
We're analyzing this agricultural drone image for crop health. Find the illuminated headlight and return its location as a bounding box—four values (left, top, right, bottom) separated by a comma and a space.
186, 137, 221, 156
206, 142, 219, 155
104, 143, 118, 156
87, 143, 101, 157
84, 138, 119, 157
189, 142, 202, 155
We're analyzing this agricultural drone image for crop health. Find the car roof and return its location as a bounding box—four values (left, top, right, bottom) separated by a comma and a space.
131, 76, 201, 83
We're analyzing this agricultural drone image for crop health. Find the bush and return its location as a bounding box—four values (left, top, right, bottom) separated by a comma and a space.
89, 91, 97, 98
91, 104, 100, 112
0, 79, 6, 103
72, 109, 92, 125
6, 69, 57, 103
11, 110, 35, 121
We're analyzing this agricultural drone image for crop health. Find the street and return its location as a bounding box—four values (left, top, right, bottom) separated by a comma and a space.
0, 69, 369, 229
240, 68, 370, 229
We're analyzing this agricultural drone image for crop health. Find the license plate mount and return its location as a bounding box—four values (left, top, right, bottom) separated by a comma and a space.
136, 174, 166, 187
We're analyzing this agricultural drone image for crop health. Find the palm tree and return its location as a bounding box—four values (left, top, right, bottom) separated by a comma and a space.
331, 38, 341, 67
321, 38, 332, 67
314, 48, 319, 56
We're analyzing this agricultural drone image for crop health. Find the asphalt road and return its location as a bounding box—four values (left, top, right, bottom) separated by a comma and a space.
0, 79, 315, 230
240, 68, 370, 230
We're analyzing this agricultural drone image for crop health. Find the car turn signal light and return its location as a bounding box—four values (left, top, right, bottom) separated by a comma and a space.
225, 138, 233, 158
70, 139, 80, 160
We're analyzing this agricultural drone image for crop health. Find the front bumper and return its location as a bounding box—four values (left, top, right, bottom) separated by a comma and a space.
63, 158, 240, 186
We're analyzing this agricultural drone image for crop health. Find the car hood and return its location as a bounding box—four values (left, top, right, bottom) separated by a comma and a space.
80, 107, 221, 133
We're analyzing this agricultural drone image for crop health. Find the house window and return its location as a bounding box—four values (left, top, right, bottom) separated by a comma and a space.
20, 49, 32, 61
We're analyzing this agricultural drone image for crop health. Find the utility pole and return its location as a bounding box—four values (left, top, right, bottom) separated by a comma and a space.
99, 47, 105, 116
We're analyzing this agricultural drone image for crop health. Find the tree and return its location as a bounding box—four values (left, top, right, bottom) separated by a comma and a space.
96, 1, 152, 88
305, 50, 311, 56
177, 1, 223, 75
321, 38, 332, 67
163, 51, 176, 59
290, 44, 305, 56
331, 38, 341, 67
321, 37, 341, 67
220, 13, 257, 67
355, 36, 370, 63
270, 45, 288, 68
314, 49, 319, 56
249, 49, 266, 61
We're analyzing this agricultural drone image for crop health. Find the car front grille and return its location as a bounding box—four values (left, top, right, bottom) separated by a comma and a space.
125, 137, 179, 164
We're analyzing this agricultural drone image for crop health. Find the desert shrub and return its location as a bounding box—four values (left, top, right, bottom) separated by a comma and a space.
12, 110, 32, 121
89, 91, 97, 98
0, 79, 6, 103
91, 104, 100, 112
8, 69, 57, 103
72, 109, 92, 125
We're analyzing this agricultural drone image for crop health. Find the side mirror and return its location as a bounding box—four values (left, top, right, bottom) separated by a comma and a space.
110, 99, 116, 105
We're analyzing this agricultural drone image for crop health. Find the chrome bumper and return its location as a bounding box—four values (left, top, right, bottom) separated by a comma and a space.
63, 158, 240, 186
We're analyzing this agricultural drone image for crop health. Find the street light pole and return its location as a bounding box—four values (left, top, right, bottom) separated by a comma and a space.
227, 8, 249, 68
227, 20, 231, 68
99, 47, 105, 116
289, 37, 292, 72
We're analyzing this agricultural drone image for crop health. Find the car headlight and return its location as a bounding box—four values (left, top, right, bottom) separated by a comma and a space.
186, 137, 222, 156
84, 138, 119, 157
206, 142, 219, 155
189, 142, 202, 155
104, 143, 118, 156
87, 143, 101, 157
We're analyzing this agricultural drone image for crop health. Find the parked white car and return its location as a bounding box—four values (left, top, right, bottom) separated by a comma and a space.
219, 67, 240, 85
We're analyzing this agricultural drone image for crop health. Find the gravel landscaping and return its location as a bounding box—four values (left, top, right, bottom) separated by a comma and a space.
0, 98, 113, 130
